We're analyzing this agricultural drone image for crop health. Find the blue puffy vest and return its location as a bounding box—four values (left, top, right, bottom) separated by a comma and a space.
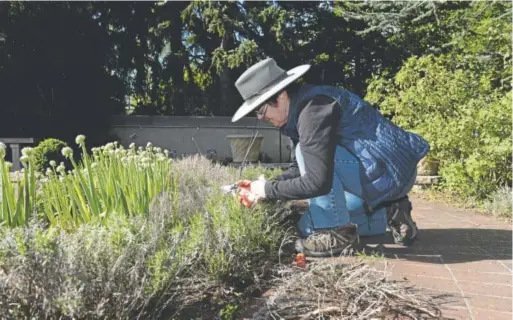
281, 85, 430, 209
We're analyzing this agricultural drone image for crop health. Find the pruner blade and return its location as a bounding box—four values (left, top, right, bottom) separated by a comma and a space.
221, 183, 237, 194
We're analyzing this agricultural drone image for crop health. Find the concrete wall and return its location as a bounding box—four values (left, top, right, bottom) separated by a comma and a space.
109, 115, 293, 163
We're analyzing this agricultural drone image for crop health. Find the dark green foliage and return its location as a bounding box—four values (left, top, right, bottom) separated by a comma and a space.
0, 2, 125, 146
32, 138, 67, 172
0, 0, 509, 200
365, 1, 512, 200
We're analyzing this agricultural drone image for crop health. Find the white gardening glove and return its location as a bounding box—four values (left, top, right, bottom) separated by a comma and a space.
249, 174, 267, 201
237, 174, 267, 206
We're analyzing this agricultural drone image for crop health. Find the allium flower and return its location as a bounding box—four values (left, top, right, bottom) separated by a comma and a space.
129, 143, 135, 149
75, 135, 86, 146
49, 160, 57, 167
57, 165, 66, 174
46, 168, 53, 176
20, 155, 29, 163
146, 142, 153, 148
21, 147, 33, 157
61, 147, 73, 158
105, 143, 114, 151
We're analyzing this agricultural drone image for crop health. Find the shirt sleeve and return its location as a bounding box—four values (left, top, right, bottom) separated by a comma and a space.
264, 95, 340, 200
272, 138, 300, 181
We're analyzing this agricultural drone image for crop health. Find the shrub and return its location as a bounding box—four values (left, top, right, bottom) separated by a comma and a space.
484, 186, 512, 219
366, 54, 512, 200
32, 138, 68, 172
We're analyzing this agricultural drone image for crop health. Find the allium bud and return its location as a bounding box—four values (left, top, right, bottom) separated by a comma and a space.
61, 147, 73, 158
22, 147, 33, 157
75, 135, 86, 146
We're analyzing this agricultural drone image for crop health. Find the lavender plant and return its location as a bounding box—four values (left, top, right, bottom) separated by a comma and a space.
0, 137, 292, 319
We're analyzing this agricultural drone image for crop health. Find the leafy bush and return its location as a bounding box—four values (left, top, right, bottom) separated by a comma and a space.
366, 54, 512, 200
0, 149, 291, 318
32, 138, 68, 172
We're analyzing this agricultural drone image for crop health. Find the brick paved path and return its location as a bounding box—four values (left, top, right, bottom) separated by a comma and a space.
360, 196, 512, 320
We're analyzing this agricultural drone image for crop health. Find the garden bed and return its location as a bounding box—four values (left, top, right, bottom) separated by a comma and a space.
0, 137, 443, 319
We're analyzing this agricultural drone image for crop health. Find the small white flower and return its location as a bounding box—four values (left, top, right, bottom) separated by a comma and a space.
129, 143, 135, 149
20, 155, 29, 163
49, 160, 57, 167
46, 168, 52, 176
57, 165, 65, 174
146, 142, 153, 148
75, 135, 86, 145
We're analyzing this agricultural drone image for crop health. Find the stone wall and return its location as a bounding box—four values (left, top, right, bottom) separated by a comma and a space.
109, 115, 293, 163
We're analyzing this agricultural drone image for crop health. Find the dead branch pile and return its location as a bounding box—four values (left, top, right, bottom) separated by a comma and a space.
250, 259, 445, 320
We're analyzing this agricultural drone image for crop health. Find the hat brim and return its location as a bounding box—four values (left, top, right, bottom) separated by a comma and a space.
231, 64, 311, 122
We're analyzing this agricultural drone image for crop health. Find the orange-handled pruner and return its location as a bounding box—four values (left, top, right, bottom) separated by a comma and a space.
220, 180, 253, 208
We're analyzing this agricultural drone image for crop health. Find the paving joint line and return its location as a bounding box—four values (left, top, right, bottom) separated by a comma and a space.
470, 307, 513, 315
467, 238, 512, 274
440, 210, 481, 226
391, 272, 512, 286
439, 256, 474, 320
